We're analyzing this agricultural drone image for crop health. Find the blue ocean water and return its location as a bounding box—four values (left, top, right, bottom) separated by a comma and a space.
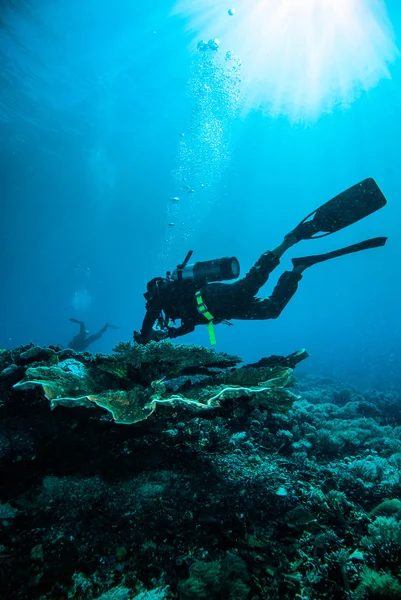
2, 0, 401, 391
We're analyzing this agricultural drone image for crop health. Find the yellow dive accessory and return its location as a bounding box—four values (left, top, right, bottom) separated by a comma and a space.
195, 290, 216, 345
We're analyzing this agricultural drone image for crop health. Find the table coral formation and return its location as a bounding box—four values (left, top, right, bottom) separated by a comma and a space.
9, 342, 306, 424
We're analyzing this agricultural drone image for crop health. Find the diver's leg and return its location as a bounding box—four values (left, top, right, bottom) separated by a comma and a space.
229, 233, 300, 298
85, 324, 109, 346
230, 252, 280, 297
203, 235, 302, 317
69, 317, 87, 335
249, 236, 388, 318
235, 271, 303, 320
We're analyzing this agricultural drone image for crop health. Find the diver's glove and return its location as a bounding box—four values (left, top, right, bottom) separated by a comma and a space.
134, 328, 168, 345
166, 326, 179, 339
150, 328, 169, 342
166, 321, 195, 338
133, 330, 145, 344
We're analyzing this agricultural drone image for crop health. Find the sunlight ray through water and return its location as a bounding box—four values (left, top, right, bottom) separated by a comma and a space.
172, 0, 399, 122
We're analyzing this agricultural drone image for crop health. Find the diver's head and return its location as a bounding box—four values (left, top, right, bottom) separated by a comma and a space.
144, 277, 168, 300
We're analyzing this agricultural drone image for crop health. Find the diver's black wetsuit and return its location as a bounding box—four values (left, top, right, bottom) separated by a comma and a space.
136, 251, 302, 344
204, 251, 302, 320
135, 178, 388, 344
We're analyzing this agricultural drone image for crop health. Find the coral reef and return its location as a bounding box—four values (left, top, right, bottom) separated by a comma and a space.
1, 344, 401, 599
8, 342, 304, 424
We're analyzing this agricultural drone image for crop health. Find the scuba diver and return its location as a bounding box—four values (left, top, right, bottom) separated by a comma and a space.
134, 178, 388, 346
68, 318, 119, 351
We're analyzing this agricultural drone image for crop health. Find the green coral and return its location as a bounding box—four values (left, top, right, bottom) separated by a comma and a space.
94, 359, 129, 380
201, 363, 295, 389
178, 553, 250, 599
85, 376, 299, 426
87, 387, 154, 425
362, 516, 401, 548
12, 343, 307, 425
113, 340, 241, 382
150, 377, 299, 416
369, 499, 401, 519
355, 567, 401, 599
13, 360, 96, 400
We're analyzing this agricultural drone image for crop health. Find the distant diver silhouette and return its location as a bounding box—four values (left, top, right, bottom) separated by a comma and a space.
134, 178, 388, 346
68, 318, 119, 351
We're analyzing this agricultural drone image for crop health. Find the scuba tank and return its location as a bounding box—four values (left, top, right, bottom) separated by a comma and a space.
169, 251, 240, 283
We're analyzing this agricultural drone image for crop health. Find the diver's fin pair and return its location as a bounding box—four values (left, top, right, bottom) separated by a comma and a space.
287, 178, 387, 241
292, 236, 387, 270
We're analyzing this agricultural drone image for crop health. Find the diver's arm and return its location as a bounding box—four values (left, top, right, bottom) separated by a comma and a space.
167, 320, 195, 339
134, 300, 163, 344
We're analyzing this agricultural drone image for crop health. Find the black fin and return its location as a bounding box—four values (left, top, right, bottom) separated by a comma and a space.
292, 237, 387, 269
289, 178, 387, 240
